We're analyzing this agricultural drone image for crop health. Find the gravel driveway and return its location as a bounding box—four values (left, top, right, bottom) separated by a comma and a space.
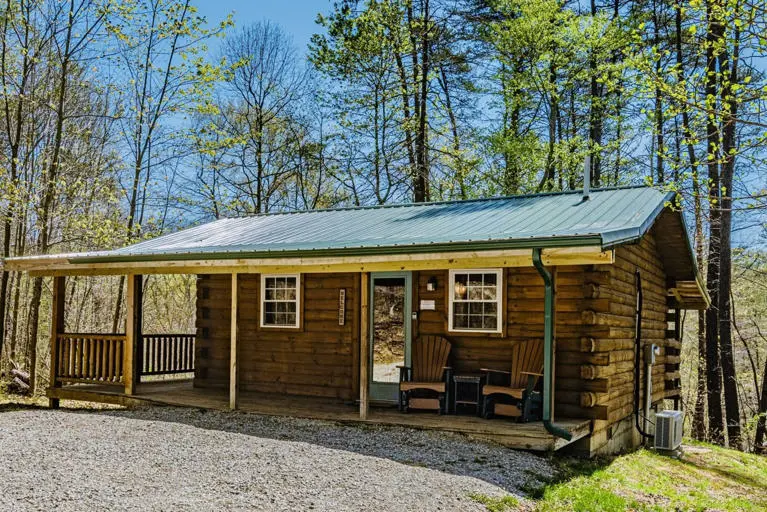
0, 405, 554, 511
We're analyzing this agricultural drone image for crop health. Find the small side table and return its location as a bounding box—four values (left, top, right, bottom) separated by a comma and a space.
452, 374, 485, 416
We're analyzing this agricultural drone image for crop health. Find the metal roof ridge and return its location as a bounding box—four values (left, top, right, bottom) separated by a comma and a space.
221, 184, 658, 220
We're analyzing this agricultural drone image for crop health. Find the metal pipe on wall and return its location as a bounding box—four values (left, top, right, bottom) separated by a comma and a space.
634, 270, 654, 440
532, 248, 572, 441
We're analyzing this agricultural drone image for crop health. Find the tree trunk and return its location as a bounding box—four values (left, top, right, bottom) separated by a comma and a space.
755, 360, 767, 453
8, 208, 27, 365
0, 0, 32, 363
588, 0, 602, 186
653, 0, 664, 183
439, 66, 465, 199
410, 0, 430, 202
501, 61, 522, 195
717, 21, 741, 449
112, 5, 162, 333
26, 277, 42, 392
26, 0, 76, 393
704, 0, 725, 445
540, 58, 558, 192
673, 0, 707, 441
393, 51, 417, 192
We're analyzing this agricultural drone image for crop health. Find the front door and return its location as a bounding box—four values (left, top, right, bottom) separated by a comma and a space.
369, 272, 412, 402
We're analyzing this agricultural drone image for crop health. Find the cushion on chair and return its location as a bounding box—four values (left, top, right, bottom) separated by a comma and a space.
408, 398, 441, 410
399, 381, 446, 393
482, 385, 524, 399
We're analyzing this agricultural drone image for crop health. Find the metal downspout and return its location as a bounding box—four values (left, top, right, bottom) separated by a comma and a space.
532, 248, 573, 441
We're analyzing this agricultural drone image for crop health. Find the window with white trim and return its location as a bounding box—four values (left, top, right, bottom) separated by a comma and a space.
260, 274, 300, 328
448, 269, 503, 333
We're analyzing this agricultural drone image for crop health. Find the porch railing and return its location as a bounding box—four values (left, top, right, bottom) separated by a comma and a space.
55, 333, 125, 385
140, 334, 195, 376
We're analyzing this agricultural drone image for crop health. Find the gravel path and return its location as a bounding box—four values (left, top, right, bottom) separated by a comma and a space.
0, 406, 554, 511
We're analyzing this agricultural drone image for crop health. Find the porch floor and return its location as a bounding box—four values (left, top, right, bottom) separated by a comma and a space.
48, 380, 591, 451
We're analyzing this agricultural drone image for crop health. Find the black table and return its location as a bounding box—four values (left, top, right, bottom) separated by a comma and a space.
452, 374, 485, 416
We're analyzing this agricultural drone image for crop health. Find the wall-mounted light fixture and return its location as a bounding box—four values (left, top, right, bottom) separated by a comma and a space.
426, 276, 438, 292
454, 280, 467, 298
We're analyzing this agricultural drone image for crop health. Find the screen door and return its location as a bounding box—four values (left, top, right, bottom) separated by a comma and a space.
369, 272, 412, 402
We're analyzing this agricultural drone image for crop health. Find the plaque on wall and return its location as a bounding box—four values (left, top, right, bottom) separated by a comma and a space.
338, 288, 346, 325
420, 299, 436, 311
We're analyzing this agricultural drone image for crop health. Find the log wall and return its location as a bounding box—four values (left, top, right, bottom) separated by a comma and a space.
568, 230, 677, 454
416, 231, 675, 452
415, 265, 612, 420
195, 273, 359, 400
195, 274, 231, 388
194, 232, 674, 455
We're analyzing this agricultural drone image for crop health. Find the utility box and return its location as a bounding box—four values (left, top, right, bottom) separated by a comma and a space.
654, 410, 684, 451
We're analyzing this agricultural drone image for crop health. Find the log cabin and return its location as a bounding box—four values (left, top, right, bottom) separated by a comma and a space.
4, 185, 708, 455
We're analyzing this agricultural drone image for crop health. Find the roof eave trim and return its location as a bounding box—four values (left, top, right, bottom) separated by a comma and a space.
65, 235, 605, 265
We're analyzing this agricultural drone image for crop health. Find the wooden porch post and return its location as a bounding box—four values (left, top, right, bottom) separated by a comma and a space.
124, 274, 142, 395
229, 272, 239, 410
48, 276, 65, 409
359, 272, 369, 419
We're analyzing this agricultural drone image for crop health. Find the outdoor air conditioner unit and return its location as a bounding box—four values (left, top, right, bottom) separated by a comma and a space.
654, 410, 684, 451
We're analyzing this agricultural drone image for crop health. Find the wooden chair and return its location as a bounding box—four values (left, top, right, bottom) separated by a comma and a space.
481, 339, 544, 421
398, 335, 452, 414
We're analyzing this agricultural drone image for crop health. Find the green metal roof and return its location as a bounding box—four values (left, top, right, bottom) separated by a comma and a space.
65, 185, 678, 263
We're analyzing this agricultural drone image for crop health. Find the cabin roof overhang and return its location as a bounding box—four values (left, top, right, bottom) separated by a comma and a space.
652, 208, 711, 310
4, 242, 615, 276
2, 186, 709, 309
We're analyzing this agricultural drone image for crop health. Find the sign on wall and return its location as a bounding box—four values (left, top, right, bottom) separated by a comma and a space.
420, 299, 436, 311
338, 288, 346, 325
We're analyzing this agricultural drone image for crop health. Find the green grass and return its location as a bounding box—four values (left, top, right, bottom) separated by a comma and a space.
530, 441, 767, 512
470, 442, 767, 511
469, 493, 519, 512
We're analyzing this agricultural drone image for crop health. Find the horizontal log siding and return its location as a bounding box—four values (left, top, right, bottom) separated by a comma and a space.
195, 273, 358, 400
581, 232, 671, 445
417, 270, 506, 372
195, 275, 231, 388
193, 241, 670, 442
414, 266, 605, 419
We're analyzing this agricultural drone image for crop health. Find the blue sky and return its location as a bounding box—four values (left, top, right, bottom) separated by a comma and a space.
196, 0, 332, 58
192, 1, 764, 247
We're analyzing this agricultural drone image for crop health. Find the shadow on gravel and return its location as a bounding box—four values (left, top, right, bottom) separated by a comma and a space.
59, 404, 554, 495
0, 402, 50, 413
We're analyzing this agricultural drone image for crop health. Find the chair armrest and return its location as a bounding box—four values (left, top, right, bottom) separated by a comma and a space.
523, 372, 540, 394
480, 368, 511, 375
482, 368, 511, 387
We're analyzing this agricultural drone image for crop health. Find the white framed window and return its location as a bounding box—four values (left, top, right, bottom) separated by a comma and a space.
448, 269, 503, 333
260, 274, 301, 328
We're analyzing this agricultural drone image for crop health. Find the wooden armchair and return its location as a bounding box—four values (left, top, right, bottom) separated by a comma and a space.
481, 339, 544, 422
398, 335, 452, 414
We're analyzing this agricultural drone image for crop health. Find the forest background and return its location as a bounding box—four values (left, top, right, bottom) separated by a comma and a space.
0, 0, 765, 452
